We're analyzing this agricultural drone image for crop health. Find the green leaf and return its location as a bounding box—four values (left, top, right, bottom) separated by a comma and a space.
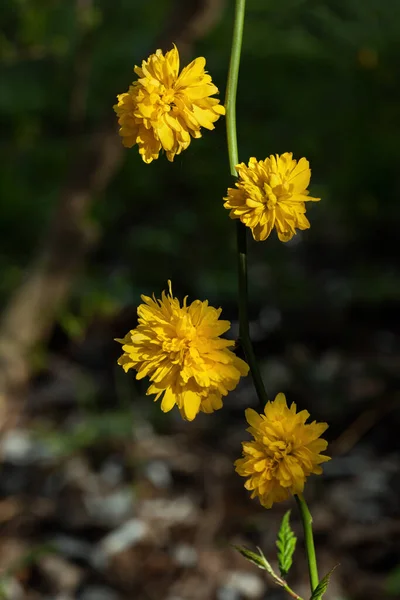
234, 546, 270, 572
234, 545, 278, 582
310, 565, 339, 600
276, 510, 297, 578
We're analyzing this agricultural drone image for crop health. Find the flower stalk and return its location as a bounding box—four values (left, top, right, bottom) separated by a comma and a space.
225, 0, 268, 407
295, 493, 319, 592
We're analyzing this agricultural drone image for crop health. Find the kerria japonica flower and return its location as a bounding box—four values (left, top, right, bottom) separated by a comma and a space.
223, 153, 320, 242
235, 393, 330, 508
116, 282, 249, 421
113, 44, 225, 163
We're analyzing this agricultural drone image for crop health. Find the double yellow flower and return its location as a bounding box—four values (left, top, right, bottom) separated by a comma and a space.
114, 45, 328, 509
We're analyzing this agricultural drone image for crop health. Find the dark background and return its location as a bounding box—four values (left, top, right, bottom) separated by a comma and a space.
0, 1, 399, 598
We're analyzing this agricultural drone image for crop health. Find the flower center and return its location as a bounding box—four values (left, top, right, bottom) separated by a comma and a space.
264, 185, 278, 210
160, 88, 176, 112
263, 181, 292, 210
269, 439, 293, 461
162, 314, 198, 365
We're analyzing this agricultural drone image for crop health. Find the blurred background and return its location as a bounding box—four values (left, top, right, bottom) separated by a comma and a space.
0, 0, 399, 598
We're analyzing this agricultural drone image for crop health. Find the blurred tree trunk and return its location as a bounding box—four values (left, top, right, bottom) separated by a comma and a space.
0, 0, 225, 433
0, 127, 122, 431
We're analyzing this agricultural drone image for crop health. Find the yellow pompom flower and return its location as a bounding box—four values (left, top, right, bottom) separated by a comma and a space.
113, 45, 225, 163
116, 282, 249, 421
223, 153, 320, 242
235, 393, 330, 508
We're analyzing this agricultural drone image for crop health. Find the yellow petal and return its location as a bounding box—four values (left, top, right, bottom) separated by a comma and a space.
156, 120, 175, 151
182, 390, 201, 421
161, 388, 177, 412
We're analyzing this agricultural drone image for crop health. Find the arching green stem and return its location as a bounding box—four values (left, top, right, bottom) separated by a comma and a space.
225, 0, 268, 407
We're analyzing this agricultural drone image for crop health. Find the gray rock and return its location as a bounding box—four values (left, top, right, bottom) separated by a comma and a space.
92, 518, 149, 569
139, 496, 198, 525
84, 487, 134, 526
79, 585, 119, 600
99, 458, 125, 487
222, 571, 265, 599
145, 460, 172, 489
171, 543, 198, 567
217, 586, 240, 600
1, 429, 52, 465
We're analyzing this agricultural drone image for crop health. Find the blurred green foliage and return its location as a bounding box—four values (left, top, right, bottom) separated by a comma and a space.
35, 409, 133, 458
386, 564, 400, 595
0, 543, 55, 598
1, 0, 400, 326
0, 6, 398, 598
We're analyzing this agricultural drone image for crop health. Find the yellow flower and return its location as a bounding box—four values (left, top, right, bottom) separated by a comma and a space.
235, 393, 330, 508
113, 45, 225, 163
116, 282, 249, 421
223, 153, 320, 242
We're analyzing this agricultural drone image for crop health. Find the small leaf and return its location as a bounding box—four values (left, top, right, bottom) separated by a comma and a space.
234, 546, 271, 572
310, 565, 339, 600
234, 546, 280, 583
276, 510, 297, 578
256, 546, 278, 580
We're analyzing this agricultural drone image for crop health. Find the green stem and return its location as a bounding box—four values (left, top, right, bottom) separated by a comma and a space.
274, 573, 304, 600
295, 494, 319, 592
225, 0, 245, 175
282, 584, 304, 600
225, 0, 268, 407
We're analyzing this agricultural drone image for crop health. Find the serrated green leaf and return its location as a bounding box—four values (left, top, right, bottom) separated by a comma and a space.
276, 510, 297, 578
234, 545, 280, 583
310, 565, 339, 600
234, 546, 271, 573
